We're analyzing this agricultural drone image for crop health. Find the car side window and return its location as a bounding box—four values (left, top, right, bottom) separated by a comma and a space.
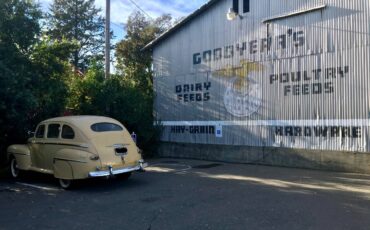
47, 124, 61, 138
61, 125, 75, 139
35, 125, 45, 138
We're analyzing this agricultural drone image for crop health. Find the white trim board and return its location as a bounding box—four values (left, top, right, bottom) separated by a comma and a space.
158, 119, 370, 127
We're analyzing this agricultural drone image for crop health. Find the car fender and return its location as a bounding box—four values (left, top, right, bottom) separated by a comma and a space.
7, 145, 32, 170
53, 148, 96, 179
53, 160, 74, 180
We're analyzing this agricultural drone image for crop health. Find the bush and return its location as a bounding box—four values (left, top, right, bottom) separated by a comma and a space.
67, 65, 161, 156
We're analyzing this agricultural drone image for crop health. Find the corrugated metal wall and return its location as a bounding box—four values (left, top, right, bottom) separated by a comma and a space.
152, 0, 370, 152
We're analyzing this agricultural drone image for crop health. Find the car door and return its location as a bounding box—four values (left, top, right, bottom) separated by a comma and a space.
41, 123, 62, 171
30, 124, 47, 169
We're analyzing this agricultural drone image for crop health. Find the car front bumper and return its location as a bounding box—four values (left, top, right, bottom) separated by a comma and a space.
88, 160, 148, 178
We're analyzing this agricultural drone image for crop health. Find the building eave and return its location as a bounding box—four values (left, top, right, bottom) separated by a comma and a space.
143, 0, 220, 51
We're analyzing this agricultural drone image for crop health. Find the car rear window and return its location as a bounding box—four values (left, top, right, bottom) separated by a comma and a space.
91, 123, 123, 132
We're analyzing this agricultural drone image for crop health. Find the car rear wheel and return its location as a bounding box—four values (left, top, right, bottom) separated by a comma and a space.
59, 179, 73, 189
10, 157, 21, 178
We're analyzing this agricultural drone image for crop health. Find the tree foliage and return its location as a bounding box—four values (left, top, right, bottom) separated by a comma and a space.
115, 12, 172, 94
0, 0, 42, 155
48, 0, 105, 71
0, 0, 77, 163
0, 0, 41, 54
0, 5, 172, 163
67, 65, 161, 153
29, 37, 78, 123
102, 11, 173, 152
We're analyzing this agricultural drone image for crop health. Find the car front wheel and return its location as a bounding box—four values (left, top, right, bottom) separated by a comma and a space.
10, 157, 21, 178
59, 179, 73, 189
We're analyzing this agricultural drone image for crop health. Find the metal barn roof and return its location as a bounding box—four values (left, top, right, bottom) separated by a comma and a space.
143, 0, 220, 50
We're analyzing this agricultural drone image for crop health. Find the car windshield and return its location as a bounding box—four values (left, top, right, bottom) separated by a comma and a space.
91, 122, 123, 132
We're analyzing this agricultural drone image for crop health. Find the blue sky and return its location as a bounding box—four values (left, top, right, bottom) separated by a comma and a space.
37, 0, 208, 43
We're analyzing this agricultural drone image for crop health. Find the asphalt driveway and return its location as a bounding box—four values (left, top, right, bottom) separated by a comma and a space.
1, 158, 370, 230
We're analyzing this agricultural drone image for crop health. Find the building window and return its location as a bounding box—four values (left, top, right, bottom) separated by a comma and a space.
243, 0, 250, 13
233, 0, 239, 14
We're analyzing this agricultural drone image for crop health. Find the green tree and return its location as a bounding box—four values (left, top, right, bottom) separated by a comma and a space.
115, 11, 172, 94
109, 12, 172, 153
0, 0, 41, 54
67, 67, 161, 154
48, 0, 105, 71
0, 0, 42, 161
29, 37, 78, 123
67, 62, 106, 115
0, 0, 77, 164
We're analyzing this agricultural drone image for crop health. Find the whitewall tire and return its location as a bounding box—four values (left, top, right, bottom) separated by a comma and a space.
10, 157, 21, 178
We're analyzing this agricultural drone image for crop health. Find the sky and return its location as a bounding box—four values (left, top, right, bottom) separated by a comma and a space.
37, 0, 208, 43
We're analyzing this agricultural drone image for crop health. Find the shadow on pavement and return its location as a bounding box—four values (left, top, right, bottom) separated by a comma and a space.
147, 158, 370, 200
1, 169, 149, 192
0, 166, 9, 180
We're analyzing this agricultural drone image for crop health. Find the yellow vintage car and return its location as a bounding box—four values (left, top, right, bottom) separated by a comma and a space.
7, 116, 147, 189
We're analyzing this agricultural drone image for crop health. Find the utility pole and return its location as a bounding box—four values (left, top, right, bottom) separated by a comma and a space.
105, 0, 110, 78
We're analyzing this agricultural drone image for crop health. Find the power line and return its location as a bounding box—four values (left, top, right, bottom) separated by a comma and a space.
127, 0, 154, 20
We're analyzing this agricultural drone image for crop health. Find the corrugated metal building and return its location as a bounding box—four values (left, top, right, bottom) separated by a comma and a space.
145, 0, 370, 173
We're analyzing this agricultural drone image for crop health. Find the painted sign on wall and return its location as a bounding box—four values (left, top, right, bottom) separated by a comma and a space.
153, 0, 370, 152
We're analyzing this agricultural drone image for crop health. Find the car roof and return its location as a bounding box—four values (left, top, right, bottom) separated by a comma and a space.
43, 116, 122, 127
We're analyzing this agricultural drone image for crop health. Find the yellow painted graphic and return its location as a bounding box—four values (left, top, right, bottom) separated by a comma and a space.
212, 60, 264, 117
